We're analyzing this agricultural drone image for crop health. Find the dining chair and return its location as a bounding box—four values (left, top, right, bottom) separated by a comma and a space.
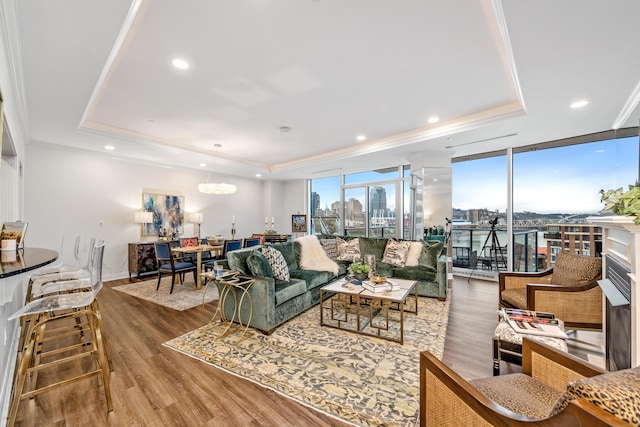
204, 239, 242, 271
154, 241, 197, 293
243, 237, 261, 248
199, 238, 214, 262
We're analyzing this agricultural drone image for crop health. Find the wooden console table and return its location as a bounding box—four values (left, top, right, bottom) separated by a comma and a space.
251, 234, 291, 243
128, 240, 178, 278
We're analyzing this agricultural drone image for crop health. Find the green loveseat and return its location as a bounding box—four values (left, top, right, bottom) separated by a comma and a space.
217, 237, 447, 335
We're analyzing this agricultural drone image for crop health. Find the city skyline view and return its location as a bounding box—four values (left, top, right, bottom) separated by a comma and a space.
311, 135, 639, 223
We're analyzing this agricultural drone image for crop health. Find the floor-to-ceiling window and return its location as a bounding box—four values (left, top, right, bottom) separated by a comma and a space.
452, 128, 639, 274
309, 176, 341, 235
451, 155, 508, 271
310, 166, 409, 238
513, 134, 638, 265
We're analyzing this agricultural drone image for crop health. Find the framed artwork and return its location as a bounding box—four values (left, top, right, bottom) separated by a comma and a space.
142, 193, 185, 236
1, 221, 28, 248
292, 214, 307, 232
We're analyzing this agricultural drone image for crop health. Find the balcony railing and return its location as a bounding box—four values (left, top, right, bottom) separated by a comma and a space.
451, 227, 540, 273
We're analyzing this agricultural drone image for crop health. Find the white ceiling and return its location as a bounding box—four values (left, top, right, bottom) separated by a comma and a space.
8, 0, 640, 181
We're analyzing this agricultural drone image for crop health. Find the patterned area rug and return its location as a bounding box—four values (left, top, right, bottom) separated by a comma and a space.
164, 295, 450, 426
113, 277, 218, 311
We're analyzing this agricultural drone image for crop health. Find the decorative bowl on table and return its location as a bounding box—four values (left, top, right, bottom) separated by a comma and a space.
370, 275, 387, 284
208, 235, 224, 246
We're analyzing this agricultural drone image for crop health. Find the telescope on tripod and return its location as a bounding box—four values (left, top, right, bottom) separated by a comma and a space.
467, 217, 506, 281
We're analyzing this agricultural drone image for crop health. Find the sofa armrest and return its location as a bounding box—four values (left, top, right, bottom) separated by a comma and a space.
521, 338, 604, 391
421, 339, 617, 427
216, 274, 277, 334
436, 254, 448, 297
421, 350, 534, 426
499, 268, 553, 294
525, 283, 603, 329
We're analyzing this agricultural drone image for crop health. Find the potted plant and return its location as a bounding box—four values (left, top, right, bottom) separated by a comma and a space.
600, 182, 640, 224
348, 261, 371, 281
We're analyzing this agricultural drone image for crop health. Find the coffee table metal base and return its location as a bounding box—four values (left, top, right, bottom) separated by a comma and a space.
319, 278, 417, 345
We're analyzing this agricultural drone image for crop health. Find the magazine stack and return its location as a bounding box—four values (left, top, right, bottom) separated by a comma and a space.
499, 308, 568, 339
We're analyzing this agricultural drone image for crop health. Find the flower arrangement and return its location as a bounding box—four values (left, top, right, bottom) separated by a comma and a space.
600, 182, 640, 224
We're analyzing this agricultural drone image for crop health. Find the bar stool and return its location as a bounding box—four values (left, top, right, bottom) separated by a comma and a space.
7, 241, 112, 426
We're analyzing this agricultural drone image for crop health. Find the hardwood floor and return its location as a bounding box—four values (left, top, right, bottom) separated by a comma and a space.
12, 275, 604, 426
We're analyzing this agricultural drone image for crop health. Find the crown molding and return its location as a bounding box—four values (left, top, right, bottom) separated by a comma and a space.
0, 0, 30, 149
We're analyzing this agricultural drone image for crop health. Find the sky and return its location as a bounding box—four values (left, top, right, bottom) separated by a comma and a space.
452, 136, 639, 214
311, 136, 639, 216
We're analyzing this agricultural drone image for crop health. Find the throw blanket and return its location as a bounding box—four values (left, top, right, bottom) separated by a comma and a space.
295, 235, 339, 275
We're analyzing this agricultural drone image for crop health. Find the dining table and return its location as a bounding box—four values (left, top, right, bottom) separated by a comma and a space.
171, 244, 223, 289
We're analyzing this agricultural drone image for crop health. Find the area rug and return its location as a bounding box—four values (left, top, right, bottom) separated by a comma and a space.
113, 277, 218, 311
164, 295, 450, 426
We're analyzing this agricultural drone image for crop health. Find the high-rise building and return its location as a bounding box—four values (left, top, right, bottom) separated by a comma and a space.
369, 186, 387, 217
310, 192, 320, 218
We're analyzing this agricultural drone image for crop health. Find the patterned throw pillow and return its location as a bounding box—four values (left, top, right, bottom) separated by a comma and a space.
336, 237, 361, 261
319, 239, 339, 259
381, 239, 411, 267
549, 366, 640, 423
552, 252, 602, 287
260, 246, 290, 281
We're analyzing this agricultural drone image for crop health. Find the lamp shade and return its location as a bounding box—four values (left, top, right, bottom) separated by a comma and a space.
187, 212, 203, 223
134, 211, 153, 224
197, 182, 237, 194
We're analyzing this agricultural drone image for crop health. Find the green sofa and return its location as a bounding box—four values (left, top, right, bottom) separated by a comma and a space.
327, 236, 448, 300
218, 237, 447, 334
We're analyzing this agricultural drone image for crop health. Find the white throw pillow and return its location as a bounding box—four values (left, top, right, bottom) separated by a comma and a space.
405, 241, 424, 267
381, 239, 411, 267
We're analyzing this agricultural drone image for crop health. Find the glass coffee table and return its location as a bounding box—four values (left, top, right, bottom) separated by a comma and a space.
319, 277, 418, 344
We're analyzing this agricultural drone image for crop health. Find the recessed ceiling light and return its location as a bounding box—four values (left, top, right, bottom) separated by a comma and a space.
428, 116, 440, 124
356, 135, 366, 141
279, 126, 292, 133
104, 145, 115, 150
200, 163, 206, 167
172, 58, 189, 69
256, 173, 262, 178
570, 100, 588, 109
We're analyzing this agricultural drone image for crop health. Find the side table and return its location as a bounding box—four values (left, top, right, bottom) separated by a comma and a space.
202, 270, 255, 339
492, 320, 568, 376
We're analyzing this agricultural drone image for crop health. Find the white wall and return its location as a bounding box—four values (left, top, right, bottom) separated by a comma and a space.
24, 142, 285, 280
411, 151, 453, 230
284, 179, 308, 238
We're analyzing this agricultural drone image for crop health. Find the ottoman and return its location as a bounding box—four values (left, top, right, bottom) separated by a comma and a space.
492, 320, 568, 375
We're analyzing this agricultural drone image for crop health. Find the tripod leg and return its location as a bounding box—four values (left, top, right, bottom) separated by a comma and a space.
467, 231, 493, 282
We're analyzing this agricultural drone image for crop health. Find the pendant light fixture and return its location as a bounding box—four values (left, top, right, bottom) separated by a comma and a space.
198, 144, 237, 194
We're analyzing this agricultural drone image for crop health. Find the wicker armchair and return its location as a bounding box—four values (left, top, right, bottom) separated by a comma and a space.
421, 338, 634, 426
499, 252, 603, 330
